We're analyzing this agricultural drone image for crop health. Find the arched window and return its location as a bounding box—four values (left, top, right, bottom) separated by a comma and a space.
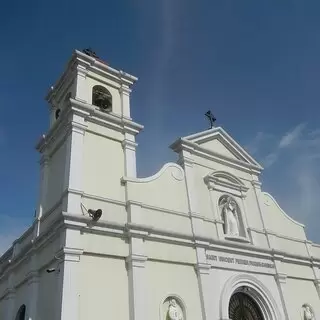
92, 85, 112, 111
15, 304, 26, 320
229, 291, 263, 320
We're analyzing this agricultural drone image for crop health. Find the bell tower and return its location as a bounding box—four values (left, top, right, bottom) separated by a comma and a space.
35, 49, 143, 235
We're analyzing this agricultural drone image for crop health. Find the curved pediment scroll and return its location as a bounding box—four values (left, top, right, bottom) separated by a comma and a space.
204, 170, 249, 197
122, 162, 185, 184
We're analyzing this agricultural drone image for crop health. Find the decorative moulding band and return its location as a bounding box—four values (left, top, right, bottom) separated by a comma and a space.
70, 98, 144, 135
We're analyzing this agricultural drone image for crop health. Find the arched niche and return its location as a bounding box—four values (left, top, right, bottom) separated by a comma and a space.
301, 303, 316, 320
218, 194, 247, 240
160, 294, 186, 320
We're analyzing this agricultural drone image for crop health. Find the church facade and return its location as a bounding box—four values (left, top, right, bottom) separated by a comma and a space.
0, 50, 320, 320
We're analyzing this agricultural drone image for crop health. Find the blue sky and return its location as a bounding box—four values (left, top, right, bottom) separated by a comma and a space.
1, 0, 320, 252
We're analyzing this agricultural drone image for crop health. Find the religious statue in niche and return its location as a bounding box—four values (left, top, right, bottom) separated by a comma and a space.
302, 304, 315, 320
220, 196, 240, 236
166, 298, 183, 320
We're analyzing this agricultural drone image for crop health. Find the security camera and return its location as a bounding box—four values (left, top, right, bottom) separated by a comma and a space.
46, 268, 56, 273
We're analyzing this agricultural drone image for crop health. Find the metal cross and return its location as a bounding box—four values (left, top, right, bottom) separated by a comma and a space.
205, 110, 216, 129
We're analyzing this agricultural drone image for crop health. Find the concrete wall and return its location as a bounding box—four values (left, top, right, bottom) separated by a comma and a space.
79, 255, 130, 320
83, 129, 125, 202
46, 143, 66, 211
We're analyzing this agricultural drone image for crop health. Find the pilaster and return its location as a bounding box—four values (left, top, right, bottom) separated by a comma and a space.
5, 273, 15, 320
34, 154, 50, 237
4, 288, 16, 320
314, 279, 320, 300
208, 186, 224, 239
273, 255, 290, 320
75, 64, 88, 102
178, 150, 204, 238
304, 241, 320, 300
126, 232, 148, 320
119, 84, 131, 118
251, 179, 272, 248
239, 193, 253, 243
122, 135, 138, 178
26, 270, 39, 320
195, 247, 214, 320
56, 247, 83, 320
62, 114, 87, 213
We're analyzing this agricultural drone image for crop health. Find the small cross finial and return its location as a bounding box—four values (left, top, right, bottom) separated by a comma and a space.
205, 110, 216, 129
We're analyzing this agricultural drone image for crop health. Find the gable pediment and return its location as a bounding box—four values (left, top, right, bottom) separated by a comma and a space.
171, 127, 263, 171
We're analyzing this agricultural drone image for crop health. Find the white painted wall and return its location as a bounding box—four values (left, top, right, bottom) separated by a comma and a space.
79, 255, 130, 320
46, 143, 66, 211
83, 130, 125, 202
285, 278, 320, 319
146, 261, 203, 320
37, 269, 58, 320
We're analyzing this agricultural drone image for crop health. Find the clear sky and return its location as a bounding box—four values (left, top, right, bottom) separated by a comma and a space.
1, 0, 320, 253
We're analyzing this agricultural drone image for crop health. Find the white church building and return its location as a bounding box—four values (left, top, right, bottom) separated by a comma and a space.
0, 49, 320, 320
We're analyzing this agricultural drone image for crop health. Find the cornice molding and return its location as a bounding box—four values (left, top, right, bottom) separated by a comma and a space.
195, 263, 211, 275
126, 254, 148, 268
1, 210, 319, 286
37, 98, 143, 155
71, 98, 143, 135
173, 138, 262, 175
275, 272, 287, 284
118, 85, 132, 95
2, 288, 15, 299
122, 139, 138, 150
46, 50, 137, 103
26, 270, 40, 284
251, 180, 262, 188
170, 128, 263, 174
56, 247, 84, 262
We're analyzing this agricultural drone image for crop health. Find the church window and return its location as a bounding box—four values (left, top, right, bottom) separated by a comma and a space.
229, 292, 263, 320
15, 304, 26, 320
92, 85, 112, 111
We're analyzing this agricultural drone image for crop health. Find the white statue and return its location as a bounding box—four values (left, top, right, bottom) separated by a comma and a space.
167, 299, 183, 320
302, 304, 314, 320
221, 196, 240, 236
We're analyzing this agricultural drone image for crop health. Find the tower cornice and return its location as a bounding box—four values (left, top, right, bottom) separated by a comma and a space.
36, 98, 143, 153
46, 50, 138, 104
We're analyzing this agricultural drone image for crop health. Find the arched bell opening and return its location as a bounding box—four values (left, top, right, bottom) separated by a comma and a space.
92, 85, 112, 111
